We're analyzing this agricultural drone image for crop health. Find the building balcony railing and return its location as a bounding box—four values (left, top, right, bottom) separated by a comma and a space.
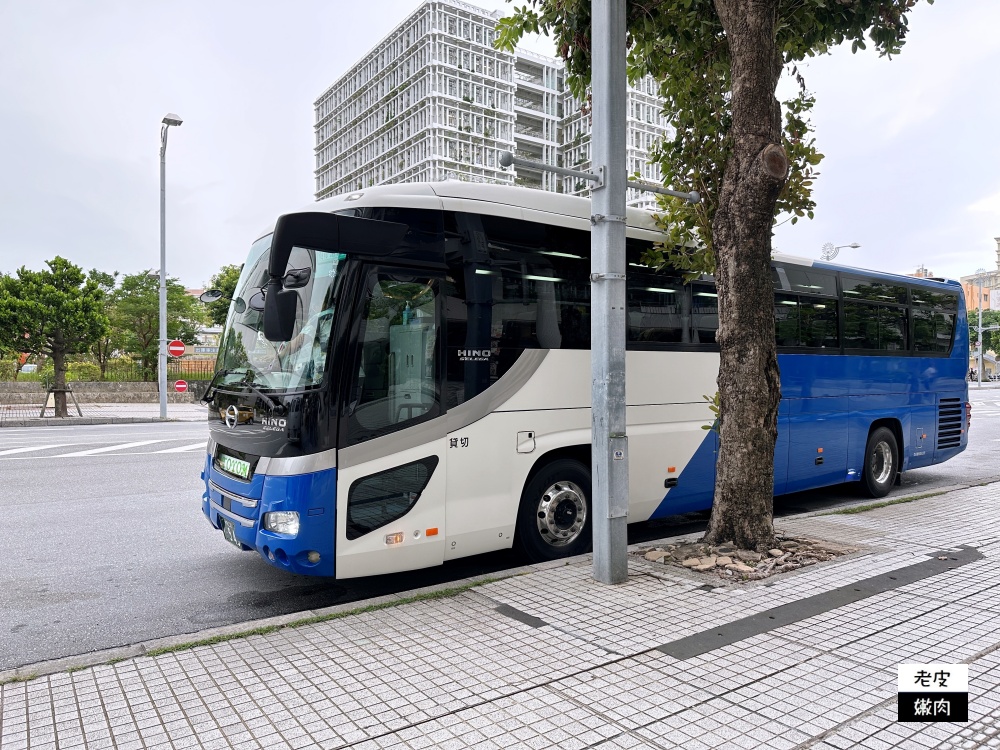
514, 125, 543, 138
513, 71, 544, 87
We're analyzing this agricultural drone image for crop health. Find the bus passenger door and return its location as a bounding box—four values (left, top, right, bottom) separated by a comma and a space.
334, 267, 449, 579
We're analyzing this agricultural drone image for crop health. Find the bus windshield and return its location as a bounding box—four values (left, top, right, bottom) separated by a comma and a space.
215, 235, 347, 391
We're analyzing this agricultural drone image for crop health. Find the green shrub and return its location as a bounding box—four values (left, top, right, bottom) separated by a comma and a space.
67, 362, 101, 381
0, 360, 17, 381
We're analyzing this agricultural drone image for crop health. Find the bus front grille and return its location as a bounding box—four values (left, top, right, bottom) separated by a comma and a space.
937, 398, 963, 450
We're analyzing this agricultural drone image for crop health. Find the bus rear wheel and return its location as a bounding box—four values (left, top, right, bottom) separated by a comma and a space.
862, 426, 898, 498
515, 459, 593, 563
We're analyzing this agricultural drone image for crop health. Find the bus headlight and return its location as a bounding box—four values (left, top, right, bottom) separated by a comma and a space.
263, 511, 300, 536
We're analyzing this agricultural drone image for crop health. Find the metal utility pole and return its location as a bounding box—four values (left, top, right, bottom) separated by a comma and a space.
589, 0, 628, 584
498, 0, 697, 585
972, 267, 999, 388
159, 113, 182, 419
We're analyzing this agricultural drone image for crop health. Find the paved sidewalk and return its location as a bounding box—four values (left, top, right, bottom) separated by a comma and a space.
0, 402, 209, 427
3, 483, 1000, 749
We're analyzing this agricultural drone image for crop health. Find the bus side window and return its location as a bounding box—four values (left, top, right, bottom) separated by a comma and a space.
345, 269, 442, 445
912, 288, 957, 354
690, 282, 719, 345
624, 238, 712, 347
478, 216, 592, 383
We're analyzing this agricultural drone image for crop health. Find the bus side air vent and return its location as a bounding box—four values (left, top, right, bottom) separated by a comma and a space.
346, 456, 439, 541
936, 398, 963, 450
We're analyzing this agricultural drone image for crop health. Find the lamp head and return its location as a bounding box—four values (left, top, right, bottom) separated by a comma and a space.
162, 113, 183, 127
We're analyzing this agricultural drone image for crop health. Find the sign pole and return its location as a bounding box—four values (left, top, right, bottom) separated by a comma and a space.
590, 0, 629, 584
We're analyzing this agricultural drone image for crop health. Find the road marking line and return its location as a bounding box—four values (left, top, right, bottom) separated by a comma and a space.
53, 440, 168, 457
154, 442, 208, 454
0, 444, 73, 456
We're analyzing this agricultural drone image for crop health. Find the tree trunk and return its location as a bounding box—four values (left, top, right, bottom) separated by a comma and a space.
704, 0, 786, 550
97, 341, 108, 381
51, 339, 68, 418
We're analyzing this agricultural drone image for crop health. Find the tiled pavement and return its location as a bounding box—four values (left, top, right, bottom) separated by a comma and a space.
0, 402, 208, 426
2, 482, 999, 749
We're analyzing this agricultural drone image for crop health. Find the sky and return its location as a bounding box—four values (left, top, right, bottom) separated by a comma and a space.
1, 0, 997, 289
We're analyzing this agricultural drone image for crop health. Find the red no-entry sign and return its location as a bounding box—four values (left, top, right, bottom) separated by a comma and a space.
174, 380, 188, 393
167, 340, 186, 357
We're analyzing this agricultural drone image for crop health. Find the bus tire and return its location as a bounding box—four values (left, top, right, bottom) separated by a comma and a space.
515, 459, 593, 563
862, 426, 898, 498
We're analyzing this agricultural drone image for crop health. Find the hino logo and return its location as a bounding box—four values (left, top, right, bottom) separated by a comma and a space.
260, 416, 287, 431
225, 405, 239, 429
457, 349, 491, 361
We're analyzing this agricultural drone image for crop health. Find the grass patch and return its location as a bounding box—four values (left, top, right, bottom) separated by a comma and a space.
142, 577, 501, 658
0, 673, 36, 686
824, 491, 946, 516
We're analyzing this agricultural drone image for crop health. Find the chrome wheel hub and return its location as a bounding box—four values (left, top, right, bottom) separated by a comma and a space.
872, 441, 893, 485
535, 481, 587, 547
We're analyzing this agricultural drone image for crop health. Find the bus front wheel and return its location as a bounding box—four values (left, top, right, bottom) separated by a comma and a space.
862, 426, 898, 498
515, 459, 593, 563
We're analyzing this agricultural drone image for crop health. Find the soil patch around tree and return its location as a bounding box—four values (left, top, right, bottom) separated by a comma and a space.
635, 533, 858, 582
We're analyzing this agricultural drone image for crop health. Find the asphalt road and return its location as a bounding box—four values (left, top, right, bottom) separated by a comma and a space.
2, 391, 999, 671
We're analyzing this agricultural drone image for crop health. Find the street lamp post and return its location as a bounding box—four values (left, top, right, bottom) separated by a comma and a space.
971, 267, 1000, 388
159, 113, 182, 420
976, 268, 986, 388
820, 242, 860, 262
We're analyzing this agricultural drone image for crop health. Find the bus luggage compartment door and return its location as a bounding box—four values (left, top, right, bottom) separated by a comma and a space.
784, 396, 849, 493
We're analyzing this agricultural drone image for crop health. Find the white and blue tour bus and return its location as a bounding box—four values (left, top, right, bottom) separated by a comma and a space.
200, 182, 970, 578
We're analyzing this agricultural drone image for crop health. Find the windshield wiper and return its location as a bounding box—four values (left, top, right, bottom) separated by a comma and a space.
237, 382, 285, 415
205, 372, 285, 415
201, 368, 238, 405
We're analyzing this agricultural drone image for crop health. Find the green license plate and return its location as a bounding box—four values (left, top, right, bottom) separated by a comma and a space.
221, 517, 241, 548
218, 453, 251, 479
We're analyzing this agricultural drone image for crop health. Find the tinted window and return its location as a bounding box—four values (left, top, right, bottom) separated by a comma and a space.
626, 247, 690, 344
844, 302, 908, 351
775, 265, 837, 297
690, 283, 719, 345
912, 288, 958, 310
774, 294, 800, 346
626, 239, 719, 347
443, 214, 592, 408
344, 270, 441, 444
799, 298, 839, 348
843, 277, 907, 304
912, 288, 958, 353
481, 217, 592, 375
775, 294, 839, 348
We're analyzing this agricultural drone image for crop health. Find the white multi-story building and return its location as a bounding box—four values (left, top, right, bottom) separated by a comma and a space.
560, 74, 672, 209
313, 0, 671, 209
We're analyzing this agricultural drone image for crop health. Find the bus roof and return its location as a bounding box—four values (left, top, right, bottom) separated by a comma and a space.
307, 181, 662, 233
275, 182, 960, 289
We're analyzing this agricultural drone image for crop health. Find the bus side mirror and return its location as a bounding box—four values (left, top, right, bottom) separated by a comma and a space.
263, 286, 298, 341
263, 211, 409, 342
